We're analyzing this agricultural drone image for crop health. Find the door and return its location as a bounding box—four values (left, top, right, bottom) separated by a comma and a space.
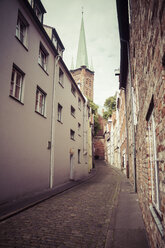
70, 154, 74, 180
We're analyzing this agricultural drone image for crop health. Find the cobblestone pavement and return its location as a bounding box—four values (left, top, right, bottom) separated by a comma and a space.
0, 161, 122, 248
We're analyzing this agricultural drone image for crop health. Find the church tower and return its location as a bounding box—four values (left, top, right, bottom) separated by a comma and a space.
70, 11, 94, 101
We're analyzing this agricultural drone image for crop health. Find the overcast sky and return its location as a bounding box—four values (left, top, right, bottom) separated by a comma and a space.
42, 0, 120, 107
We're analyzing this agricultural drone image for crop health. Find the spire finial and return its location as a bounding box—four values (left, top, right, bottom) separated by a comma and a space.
82, 6, 84, 16
76, 8, 89, 69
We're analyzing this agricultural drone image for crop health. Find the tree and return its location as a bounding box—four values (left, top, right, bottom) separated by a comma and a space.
103, 95, 116, 120
88, 99, 101, 135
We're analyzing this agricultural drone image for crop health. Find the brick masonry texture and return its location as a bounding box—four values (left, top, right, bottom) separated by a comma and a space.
71, 68, 94, 100
128, 0, 165, 247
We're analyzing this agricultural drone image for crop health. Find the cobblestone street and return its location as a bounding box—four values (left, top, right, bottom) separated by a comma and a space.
0, 161, 122, 248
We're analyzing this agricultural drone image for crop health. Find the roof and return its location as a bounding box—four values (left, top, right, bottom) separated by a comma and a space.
116, 0, 129, 89
22, 0, 85, 103
76, 13, 89, 69
43, 24, 65, 51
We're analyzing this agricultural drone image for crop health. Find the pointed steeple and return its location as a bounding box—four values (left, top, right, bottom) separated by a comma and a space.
76, 10, 89, 69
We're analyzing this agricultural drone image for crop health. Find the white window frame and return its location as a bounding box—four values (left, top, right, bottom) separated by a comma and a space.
70, 129, 75, 140
38, 43, 48, 72
148, 110, 160, 213
34, 4, 42, 22
52, 35, 57, 49
35, 86, 46, 116
10, 65, 24, 103
59, 68, 64, 87
57, 103, 62, 123
16, 11, 28, 47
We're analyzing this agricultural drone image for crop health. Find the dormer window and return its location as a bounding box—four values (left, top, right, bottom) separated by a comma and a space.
58, 46, 63, 57
52, 35, 57, 49
34, 5, 42, 22
29, 0, 46, 24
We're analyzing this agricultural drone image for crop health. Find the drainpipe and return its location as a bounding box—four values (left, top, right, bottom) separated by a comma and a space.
121, 38, 137, 192
50, 54, 61, 189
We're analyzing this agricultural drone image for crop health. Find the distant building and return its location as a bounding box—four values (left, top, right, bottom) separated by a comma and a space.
70, 12, 94, 101
94, 114, 106, 160
118, 90, 128, 176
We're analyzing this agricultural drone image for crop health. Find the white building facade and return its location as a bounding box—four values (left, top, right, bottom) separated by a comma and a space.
0, 0, 89, 204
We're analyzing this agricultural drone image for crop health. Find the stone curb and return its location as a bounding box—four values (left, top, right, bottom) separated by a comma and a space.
0, 168, 97, 222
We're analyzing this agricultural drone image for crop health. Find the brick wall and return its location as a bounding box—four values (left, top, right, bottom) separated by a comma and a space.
71, 67, 94, 100
94, 115, 106, 160
128, 0, 165, 247
94, 138, 105, 160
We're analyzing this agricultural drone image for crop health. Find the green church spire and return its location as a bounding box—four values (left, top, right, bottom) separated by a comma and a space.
76, 11, 89, 69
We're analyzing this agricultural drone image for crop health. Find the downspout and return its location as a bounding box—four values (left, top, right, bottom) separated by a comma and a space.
124, 87, 130, 178
121, 38, 137, 192
50, 54, 61, 189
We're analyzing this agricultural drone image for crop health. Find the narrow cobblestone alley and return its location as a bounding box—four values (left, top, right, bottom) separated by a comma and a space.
0, 161, 148, 248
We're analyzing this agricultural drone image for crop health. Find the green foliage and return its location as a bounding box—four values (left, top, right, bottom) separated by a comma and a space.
94, 114, 101, 136
88, 98, 98, 115
88, 99, 101, 135
103, 95, 116, 120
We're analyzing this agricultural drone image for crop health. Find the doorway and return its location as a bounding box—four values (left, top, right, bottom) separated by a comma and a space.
70, 154, 74, 180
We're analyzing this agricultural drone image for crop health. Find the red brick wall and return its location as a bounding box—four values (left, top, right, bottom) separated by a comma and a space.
94, 138, 105, 160
128, 1, 165, 247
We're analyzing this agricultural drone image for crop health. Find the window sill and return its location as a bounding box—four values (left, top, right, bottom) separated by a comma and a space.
71, 114, 76, 118
38, 63, 49, 76
15, 36, 28, 51
9, 95, 24, 105
58, 81, 64, 88
149, 204, 164, 237
35, 110, 47, 119
57, 120, 63, 124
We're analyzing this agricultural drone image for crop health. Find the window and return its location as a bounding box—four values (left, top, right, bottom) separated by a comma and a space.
16, 11, 28, 47
78, 97, 81, 110
148, 112, 160, 211
52, 35, 57, 49
34, 4, 42, 22
71, 84, 76, 96
147, 97, 160, 213
59, 68, 64, 87
70, 129, 75, 140
71, 106, 75, 117
57, 103, 62, 123
78, 122, 81, 136
10, 65, 24, 102
58, 46, 63, 57
38, 43, 48, 72
78, 149, 81, 163
35, 87, 46, 116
